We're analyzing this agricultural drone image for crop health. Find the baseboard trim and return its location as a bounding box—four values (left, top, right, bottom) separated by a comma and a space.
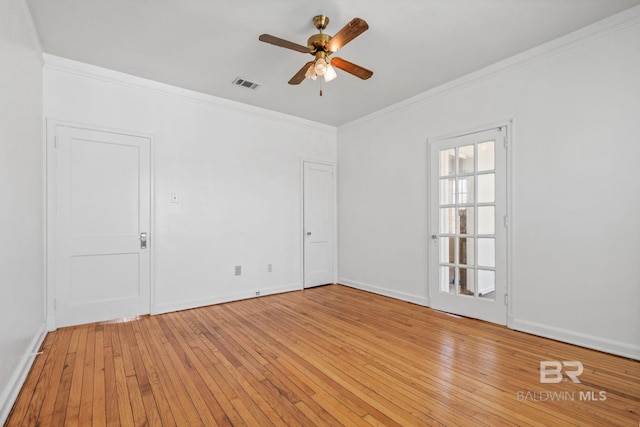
339, 278, 430, 307
0, 324, 48, 426
511, 318, 640, 361
152, 283, 302, 315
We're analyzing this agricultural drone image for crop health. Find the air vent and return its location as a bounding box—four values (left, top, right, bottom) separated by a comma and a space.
232, 77, 261, 90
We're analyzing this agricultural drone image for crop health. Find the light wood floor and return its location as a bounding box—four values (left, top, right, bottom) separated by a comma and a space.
7, 285, 640, 426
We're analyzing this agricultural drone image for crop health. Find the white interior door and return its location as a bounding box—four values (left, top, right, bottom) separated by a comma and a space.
55, 126, 151, 327
303, 161, 335, 288
429, 127, 508, 325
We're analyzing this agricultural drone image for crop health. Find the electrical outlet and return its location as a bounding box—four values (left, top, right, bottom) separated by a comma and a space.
267, 264, 272, 272
234, 265, 241, 276
255, 291, 260, 296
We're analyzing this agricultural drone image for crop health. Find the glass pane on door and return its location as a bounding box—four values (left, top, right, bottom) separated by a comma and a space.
478, 270, 496, 300
457, 177, 475, 204
440, 179, 456, 204
437, 135, 497, 298
459, 268, 475, 296
458, 145, 475, 174
440, 237, 454, 264
458, 207, 474, 234
477, 206, 495, 235
440, 208, 456, 234
477, 238, 495, 267
440, 149, 455, 176
478, 174, 495, 203
458, 238, 474, 265
440, 266, 454, 293
478, 141, 495, 171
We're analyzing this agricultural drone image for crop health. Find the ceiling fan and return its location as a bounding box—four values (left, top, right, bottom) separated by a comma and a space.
259, 15, 373, 86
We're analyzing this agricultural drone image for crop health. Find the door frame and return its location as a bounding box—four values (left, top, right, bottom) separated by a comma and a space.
426, 119, 514, 327
300, 159, 338, 289
45, 119, 155, 330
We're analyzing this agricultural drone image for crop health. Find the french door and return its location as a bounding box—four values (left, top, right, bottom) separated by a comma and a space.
429, 127, 508, 325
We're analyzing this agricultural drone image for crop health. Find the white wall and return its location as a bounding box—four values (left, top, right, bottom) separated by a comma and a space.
44, 56, 337, 316
338, 10, 640, 359
0, 0, 46, 423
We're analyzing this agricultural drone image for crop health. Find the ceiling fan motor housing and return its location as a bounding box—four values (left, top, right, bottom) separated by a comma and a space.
308, 15, 331, 53
307, 33, 330, 52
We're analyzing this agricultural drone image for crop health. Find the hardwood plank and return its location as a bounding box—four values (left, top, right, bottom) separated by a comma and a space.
77, 325, 95, 426
64, 324, 88, 426
50, 351, 75, 426
125, 375, 148, 427
110, 324, 136, 427
101, 325, 121, 427
91, 325, 106, 427
6, 285, 640, 426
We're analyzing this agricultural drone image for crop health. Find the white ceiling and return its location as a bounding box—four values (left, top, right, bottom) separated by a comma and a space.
26, 0, 640, 126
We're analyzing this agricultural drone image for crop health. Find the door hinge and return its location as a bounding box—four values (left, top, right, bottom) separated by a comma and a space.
503, 136, 508, 149
54, 136, 58, 149
503, 215, 509, 228
504, 294, 508, 305
54, 299, 57, 310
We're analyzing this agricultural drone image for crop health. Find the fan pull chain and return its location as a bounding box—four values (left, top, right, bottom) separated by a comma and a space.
319, 80, 323, 96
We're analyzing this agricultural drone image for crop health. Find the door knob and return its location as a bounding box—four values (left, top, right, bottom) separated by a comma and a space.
140, 232, 148, 249
306, 232, 312, 236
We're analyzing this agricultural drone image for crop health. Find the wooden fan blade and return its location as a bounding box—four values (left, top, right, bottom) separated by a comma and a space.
330, 57, 373, 80
326, 18, 369, 52
259, 34, 310, 54
289, 61, 314, 85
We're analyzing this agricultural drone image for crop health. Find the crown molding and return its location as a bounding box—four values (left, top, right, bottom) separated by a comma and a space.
43, 54, 337, 135
339, 5, 640, 133
19, 0, 44, 65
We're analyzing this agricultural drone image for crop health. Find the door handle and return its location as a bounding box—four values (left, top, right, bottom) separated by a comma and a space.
306, 232, 311, 236
140, 232, 147, 249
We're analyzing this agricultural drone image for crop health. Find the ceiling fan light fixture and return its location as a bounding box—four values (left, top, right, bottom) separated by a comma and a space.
314, 57, 328, 76
305, 63, 317, 80
323, 63, 337, 82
